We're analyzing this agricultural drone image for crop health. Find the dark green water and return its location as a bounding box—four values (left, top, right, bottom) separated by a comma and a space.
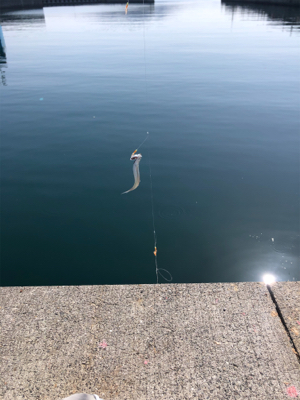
1, 0, 299, 286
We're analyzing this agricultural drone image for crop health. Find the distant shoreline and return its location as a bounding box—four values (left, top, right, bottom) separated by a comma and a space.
1, 0, 299, 12
222, 0, 299, 7
0, 0, 154, 12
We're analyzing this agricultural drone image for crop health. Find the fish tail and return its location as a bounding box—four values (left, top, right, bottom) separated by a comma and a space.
121, 188, 133, 195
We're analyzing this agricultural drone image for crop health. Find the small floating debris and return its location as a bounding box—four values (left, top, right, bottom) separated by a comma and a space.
271, 238, 274, 242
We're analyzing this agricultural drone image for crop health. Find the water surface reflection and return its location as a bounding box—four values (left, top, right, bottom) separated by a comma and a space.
0, 9, 45, 28
222, 1, 300, 33
1, 0, 299, 285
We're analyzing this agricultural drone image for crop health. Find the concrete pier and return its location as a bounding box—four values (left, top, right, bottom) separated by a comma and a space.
1, 282, 299, 400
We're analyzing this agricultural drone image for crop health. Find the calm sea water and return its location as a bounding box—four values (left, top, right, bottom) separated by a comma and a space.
1, 0, 299, 286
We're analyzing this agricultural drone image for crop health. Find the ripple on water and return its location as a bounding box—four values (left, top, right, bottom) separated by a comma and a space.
273, 234, 300, 256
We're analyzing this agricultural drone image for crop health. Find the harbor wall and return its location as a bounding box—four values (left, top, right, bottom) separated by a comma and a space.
0, 0, 298, 10
0, 0, 153, 11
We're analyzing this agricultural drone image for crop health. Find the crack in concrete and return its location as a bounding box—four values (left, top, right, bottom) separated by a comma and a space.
267, 284, 300, 364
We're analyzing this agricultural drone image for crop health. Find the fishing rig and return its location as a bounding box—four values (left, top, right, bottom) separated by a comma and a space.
128, 131, 172, 284
126, 0, 172, 282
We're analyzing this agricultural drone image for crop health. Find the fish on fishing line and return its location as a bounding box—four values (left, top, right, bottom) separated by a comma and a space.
122, 133, 148, 195
122, 150, 142, 194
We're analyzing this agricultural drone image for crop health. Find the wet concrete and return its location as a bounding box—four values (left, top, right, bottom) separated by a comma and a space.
0, 282, 299, 400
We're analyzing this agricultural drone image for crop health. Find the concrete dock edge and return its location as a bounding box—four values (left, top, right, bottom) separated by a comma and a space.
1, 282, 300, 399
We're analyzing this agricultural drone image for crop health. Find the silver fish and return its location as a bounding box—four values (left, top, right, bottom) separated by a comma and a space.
122, 152, 142, 194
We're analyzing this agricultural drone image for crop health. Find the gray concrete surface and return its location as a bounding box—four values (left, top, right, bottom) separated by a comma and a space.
0, 283, 299, 400
271, 282, 300, 355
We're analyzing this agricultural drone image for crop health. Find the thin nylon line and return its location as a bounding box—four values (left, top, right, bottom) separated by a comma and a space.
147, 143, 158, 283
147, 141, 173, 284
142, 0, 158, 284
133, 1, 149, 153
135, 133, 149, 152
142, 2, 172, 284
142, 0, 148, 102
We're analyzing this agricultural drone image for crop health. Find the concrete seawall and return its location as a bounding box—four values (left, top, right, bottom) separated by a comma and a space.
0, 0, 298, 10
1, 282, 299, 399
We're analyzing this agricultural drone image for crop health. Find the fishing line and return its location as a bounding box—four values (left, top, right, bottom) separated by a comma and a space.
142, 0, 148, 102
147, 143, 173, 284
139, 3, 172, 371
147, 143, 158, 283
141, 0, 172, 284
135, 132, 149, 152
